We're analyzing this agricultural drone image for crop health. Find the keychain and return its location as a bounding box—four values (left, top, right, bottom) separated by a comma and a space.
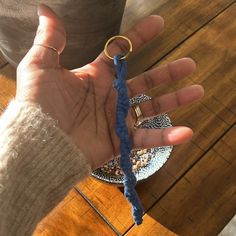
104, 35, 144, 225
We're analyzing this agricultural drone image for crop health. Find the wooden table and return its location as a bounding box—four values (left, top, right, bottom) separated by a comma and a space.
0, 1, 236, 235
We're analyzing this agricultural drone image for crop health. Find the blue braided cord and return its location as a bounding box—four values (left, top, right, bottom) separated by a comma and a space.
113, 55, 143, 225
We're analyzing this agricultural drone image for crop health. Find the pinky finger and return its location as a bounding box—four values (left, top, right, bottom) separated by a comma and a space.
132, 126, 193, 149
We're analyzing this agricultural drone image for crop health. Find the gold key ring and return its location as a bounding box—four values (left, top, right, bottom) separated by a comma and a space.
104, 35, 133, 60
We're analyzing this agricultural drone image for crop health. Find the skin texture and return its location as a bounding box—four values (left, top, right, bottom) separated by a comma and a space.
16, 4, 204, 170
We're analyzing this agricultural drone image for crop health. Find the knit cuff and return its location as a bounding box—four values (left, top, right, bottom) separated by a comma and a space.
0, 100, 91, 235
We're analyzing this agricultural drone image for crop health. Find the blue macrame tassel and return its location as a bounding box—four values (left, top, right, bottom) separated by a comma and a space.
113, 55, 143, 225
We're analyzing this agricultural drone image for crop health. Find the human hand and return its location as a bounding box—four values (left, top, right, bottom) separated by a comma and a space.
16, 4, 204, 170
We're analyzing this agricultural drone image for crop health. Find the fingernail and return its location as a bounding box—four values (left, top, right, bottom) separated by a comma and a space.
168, 127, 193, 143
37, 4, 43, 16
37, 4, 48, 16
168, 128, 181, 140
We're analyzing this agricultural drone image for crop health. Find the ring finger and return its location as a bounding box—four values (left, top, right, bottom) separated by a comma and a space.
137, 84, 204, 119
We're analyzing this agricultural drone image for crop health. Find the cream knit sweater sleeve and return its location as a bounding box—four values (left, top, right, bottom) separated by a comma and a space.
0, 100, 91, 236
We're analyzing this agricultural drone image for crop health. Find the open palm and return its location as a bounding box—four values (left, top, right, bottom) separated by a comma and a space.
16, 4, 204, 169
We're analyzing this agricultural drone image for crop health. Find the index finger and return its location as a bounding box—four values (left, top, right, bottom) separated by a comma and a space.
94, 15, 164, 68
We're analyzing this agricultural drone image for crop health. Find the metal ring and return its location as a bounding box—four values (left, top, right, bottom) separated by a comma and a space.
104, 35, 133, 60
133, 104, 144, 127
34, 43, 60, 55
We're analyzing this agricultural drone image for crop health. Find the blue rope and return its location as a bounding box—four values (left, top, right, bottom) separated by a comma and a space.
113, 54, 143, 225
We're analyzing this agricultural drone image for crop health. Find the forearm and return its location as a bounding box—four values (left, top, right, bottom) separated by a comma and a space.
0, 100, 91, 235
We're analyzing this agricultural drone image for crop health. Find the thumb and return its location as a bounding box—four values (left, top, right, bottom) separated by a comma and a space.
20, 4, 66, 68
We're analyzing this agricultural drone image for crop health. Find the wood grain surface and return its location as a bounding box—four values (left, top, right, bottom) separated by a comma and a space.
0, 0, 235, 235
33, 190, 117, 236
127, 125, 236, 236
0, 64, 16, 108
123, 0, 236, 77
